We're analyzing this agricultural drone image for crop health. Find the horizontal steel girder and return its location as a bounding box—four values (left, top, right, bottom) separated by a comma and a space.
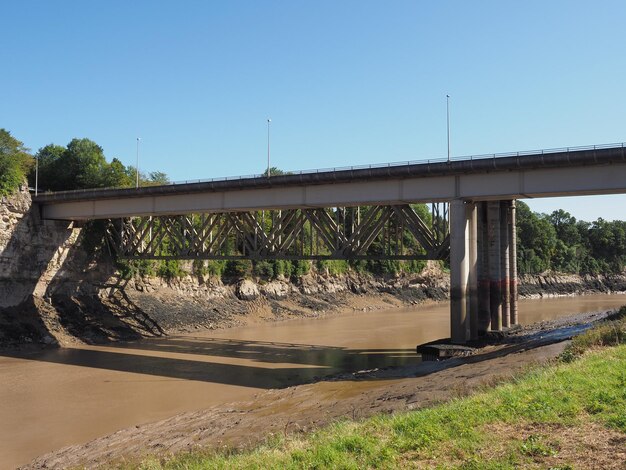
107, 204, 450, 261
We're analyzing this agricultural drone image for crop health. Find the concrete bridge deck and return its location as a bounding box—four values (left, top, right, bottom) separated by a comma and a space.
34, 143, 626, 220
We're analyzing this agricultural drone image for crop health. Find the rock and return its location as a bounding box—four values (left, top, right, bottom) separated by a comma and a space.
261, 281, 290, 300
236, 279, 259, 301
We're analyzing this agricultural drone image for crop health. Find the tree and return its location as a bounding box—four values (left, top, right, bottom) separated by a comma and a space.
32, 138, 169, 191
32, 144, 67, 191
65, 138, 109, 189
516, 202, 557, 273
147, 171, 170, 186
0, 129, 33, 195
548, 209, 581, 246
101, 158, 133, 188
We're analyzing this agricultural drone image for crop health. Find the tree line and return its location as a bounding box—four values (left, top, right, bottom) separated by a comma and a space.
0, 128, 168, 195
1, 128, 624, 277
517, 201, 625, 275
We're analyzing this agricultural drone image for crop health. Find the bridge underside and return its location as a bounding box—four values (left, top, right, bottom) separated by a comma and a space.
107, 204, 450, 261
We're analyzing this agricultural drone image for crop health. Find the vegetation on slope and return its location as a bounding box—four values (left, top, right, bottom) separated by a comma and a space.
133, 308, 626, 469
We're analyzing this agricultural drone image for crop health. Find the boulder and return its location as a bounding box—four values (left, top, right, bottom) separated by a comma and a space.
236, 279, 259, 301
261, 281, 291, 300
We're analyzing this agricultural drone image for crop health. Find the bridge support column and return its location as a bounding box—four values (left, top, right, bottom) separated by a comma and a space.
450, 200, 478, 344
477, 202, 491, 336
468, 202, 479, 340
501, 202, 511, 328
509, 200, 519, 325
487, 201, 503, 331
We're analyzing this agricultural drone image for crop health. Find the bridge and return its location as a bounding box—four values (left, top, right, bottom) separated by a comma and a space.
34, 143, 626, 344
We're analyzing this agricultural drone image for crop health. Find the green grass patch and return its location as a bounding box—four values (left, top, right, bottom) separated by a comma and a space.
561, 306, 626, 361
129, 339, 626, 469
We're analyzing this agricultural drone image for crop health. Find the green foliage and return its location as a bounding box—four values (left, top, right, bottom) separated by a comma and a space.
78, 220, 109, 258
224, 260, 252, 279
292, 259, 311, 277
0, 129, 33, 196
253, 260, 274, 279
273, 259, 293, 279
517, 202, 625, 275
561, 306, 626, 361
192, 260, 227, 278
517, 202, 557, 274
147, 171, 170, 185
32, 137, 168, 191
157, 260, 185, 279
316, 259, 350, 275
117, 259, 156, 279
519, 434, 557, 457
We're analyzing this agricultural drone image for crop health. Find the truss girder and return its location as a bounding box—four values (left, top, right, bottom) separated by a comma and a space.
107, 204, 450, 261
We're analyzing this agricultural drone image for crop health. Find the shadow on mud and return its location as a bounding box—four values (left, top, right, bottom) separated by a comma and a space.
0, 338, 418, 389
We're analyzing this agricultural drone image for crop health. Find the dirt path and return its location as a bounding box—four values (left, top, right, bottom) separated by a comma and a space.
24, 312, 604, 470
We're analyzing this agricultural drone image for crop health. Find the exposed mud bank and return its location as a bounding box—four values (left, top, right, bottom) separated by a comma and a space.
4, 269, 625, 349
519, 273, 626, 298
22, 309, 614, 470
0, 269, 449, 348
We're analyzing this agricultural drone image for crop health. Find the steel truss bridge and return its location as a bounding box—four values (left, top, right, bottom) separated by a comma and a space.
108, 203, 450, 261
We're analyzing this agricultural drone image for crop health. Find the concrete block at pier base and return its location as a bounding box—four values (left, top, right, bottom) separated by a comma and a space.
416, 340, 476, 361
482, 324, 522, 340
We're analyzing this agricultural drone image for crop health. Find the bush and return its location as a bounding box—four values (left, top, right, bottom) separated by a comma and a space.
561, 306, 626, 361
192, 259, 226, 278
157, 260, 185, 279
205, 260, 226, 277
317, 259, 349, 276
273, 259, 293, 279
292, 259, 311, 277
253, 260, 274, 279
117, 259, 156, 279
224, 259, 252, 278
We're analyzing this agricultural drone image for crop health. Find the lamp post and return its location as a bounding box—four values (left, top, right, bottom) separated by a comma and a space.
136, 137, 141, 188
35, 153, 38, 196
267, 118, 271, 178
446, 94, 451, 163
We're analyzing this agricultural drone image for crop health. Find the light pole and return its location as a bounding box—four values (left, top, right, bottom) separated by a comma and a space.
446, 94, 451, 163
35, 153, 38, 196
136, 137, 141, 188
267, 118, 271, 178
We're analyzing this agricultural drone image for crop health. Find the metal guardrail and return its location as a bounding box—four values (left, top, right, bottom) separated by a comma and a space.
37, 142, 625, 197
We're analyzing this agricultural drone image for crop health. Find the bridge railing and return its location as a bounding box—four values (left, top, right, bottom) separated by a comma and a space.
35, 142, 625, 196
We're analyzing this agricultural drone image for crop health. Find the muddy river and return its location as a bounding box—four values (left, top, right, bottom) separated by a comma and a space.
1, 294, 624, 468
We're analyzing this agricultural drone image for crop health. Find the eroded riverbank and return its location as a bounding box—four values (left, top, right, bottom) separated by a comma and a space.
0, 294, 624, 469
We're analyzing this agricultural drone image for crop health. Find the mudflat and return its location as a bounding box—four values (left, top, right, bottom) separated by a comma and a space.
15, 295, 624, 469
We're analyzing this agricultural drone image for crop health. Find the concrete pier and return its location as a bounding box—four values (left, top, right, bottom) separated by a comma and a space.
477, 202, 491, 335
500, 202, 511, 328
509, 200, 518, 325
467, 202, 479, 340
487, 201, 503, 331
449, 199, 470, 344
449, 199, 520, 343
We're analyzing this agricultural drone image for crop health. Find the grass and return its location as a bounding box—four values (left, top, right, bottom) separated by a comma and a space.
561, 305, 626, 361
130, 309, 626, 470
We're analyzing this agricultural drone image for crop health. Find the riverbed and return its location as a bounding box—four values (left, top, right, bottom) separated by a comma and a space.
1, 294, 624, 469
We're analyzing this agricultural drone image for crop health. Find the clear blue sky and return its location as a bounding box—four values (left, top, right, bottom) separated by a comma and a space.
2, 1, 625, 221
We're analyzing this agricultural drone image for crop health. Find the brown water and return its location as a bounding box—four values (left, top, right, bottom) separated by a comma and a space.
1, 294, 624, 469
